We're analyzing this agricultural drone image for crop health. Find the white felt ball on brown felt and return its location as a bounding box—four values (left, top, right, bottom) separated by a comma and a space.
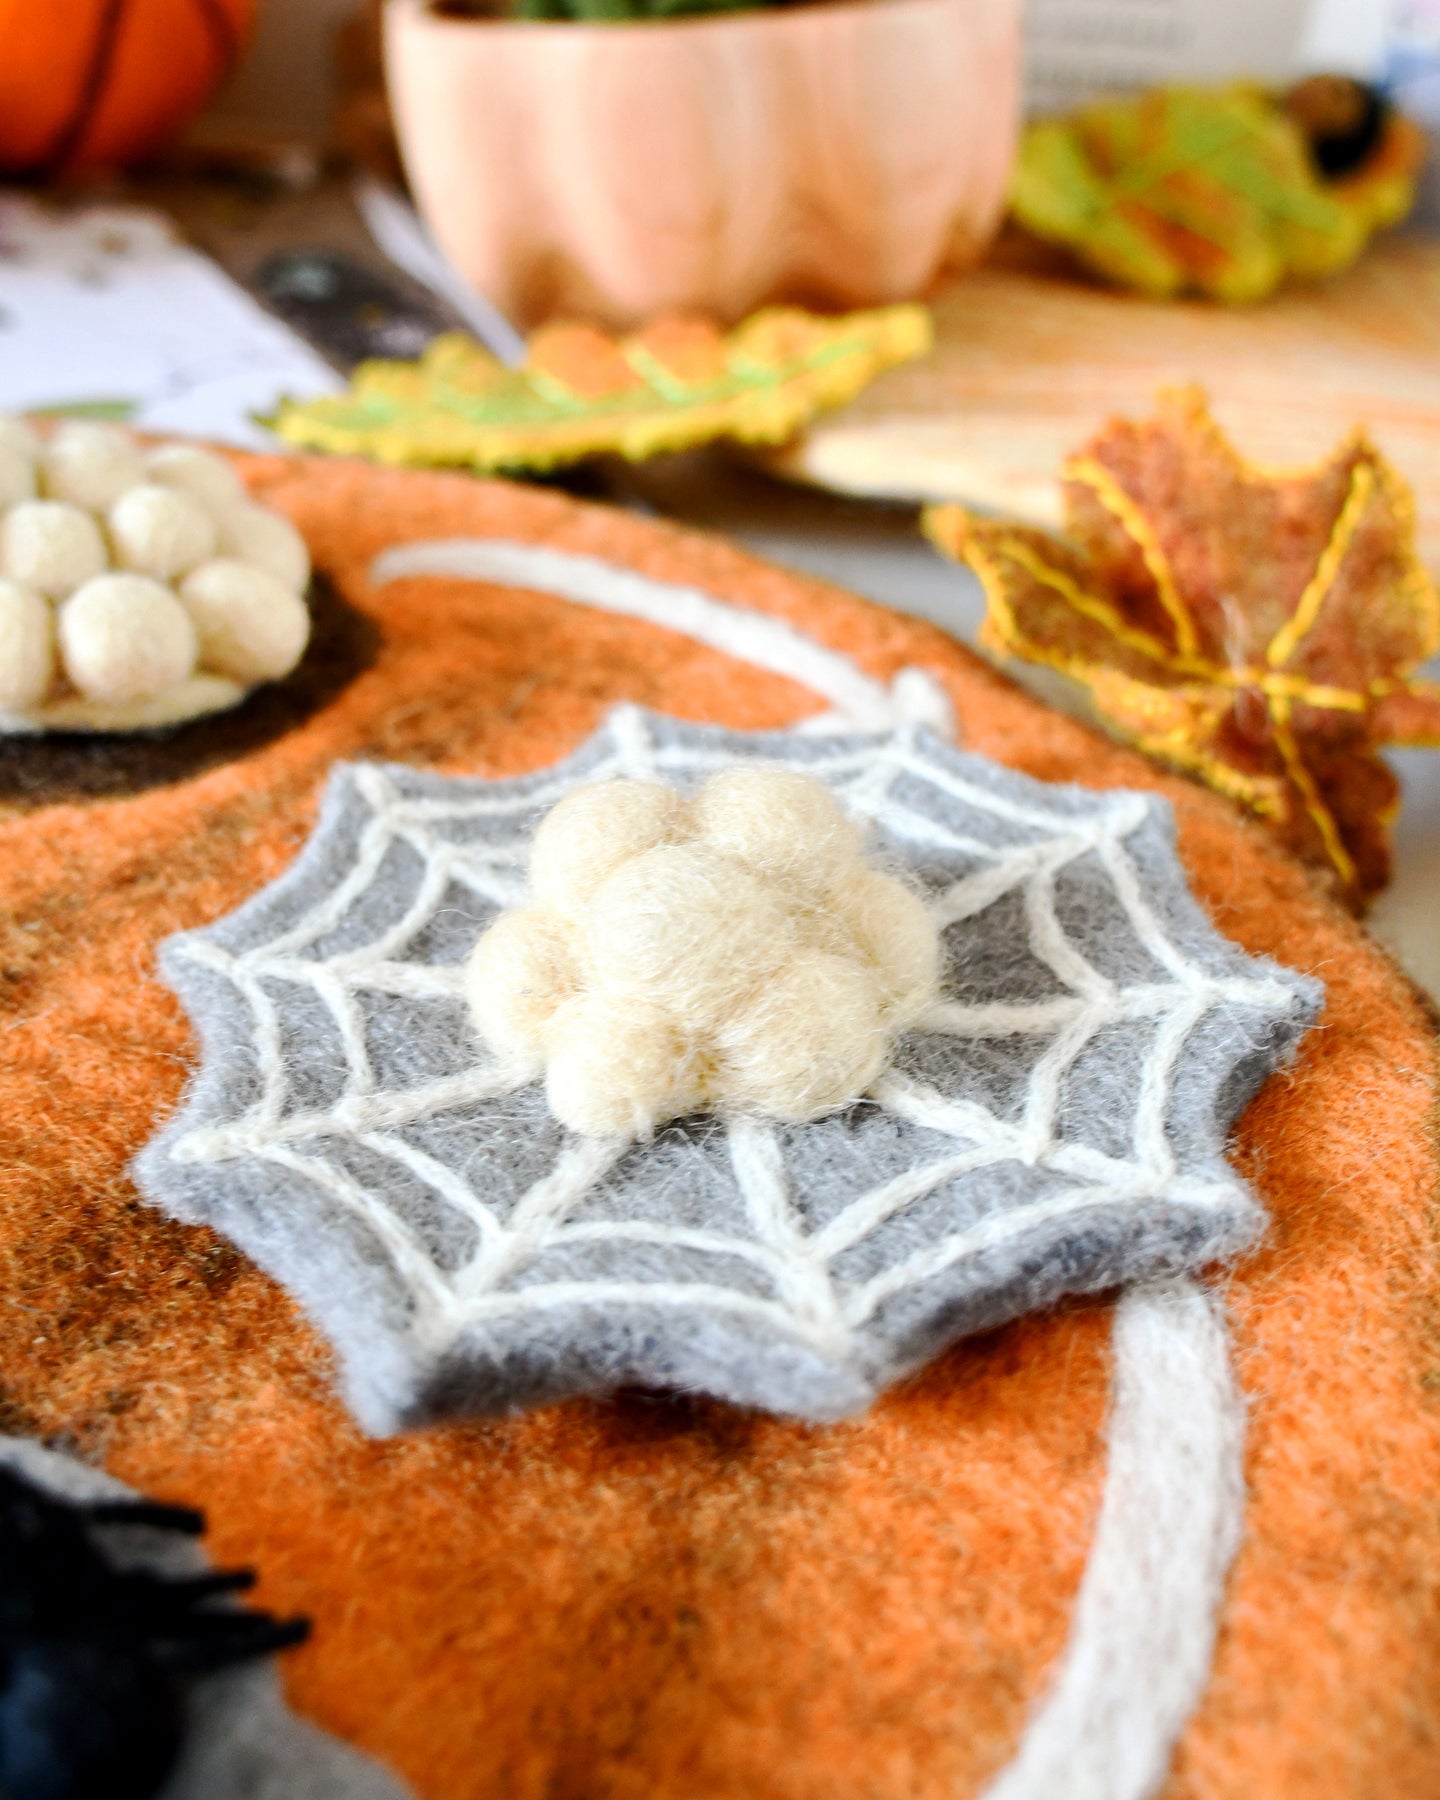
216, 502, 311, 592
543, 994, 702, 1139
0, 501, 107, 598
59, 573, 198, 705
0, 416, 41, 462
716, 951, 887, 1120
178, 560, 309, 683
0, 443, 38, 508
694, 764, 863, 895
40, 421, 145, 512
109, 483, 218, 580
0, 580, 56, 711
464, 907, 577, 1071
529, 779, 689, 916
144, 443, 249, 516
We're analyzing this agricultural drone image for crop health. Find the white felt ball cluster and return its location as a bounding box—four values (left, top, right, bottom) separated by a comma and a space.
466, 769, 942, 1139
0, 418, 311, 722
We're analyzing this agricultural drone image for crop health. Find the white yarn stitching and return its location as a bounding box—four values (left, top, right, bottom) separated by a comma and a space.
163, 709, 1296, 1364
982, 1277, 1246, 1800
369, 538, 955, 737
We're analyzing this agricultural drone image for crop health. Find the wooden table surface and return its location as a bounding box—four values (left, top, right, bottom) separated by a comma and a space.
766, 230, 1440, 572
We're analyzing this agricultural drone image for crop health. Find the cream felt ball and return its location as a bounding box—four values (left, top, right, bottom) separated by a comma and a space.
40, 421, 145, 512
694, 764, 863, 894
144, 443, 249, 516
178, 560, 310, 683
838, 867, 943, 1020
109, 483, 218, 580
216, 503, 311, 592
528, 779, 688, 916
0, 416, 41, 462
715, 950, 887, 1119
467, 769, 942, 1138
543, 995, 703, 1139
0, 580, 56, 711
464, 907, 578, 1071
0, 443, 38, 508
581, 844, 797, 1025
0, 501, 107, 598
59, 573, 198, 704
0, 428, 315, 728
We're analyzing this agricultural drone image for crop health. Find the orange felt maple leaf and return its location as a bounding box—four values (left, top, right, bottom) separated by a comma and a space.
925, 389, 1440, 902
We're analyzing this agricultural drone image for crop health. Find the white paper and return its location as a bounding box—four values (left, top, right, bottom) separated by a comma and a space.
1025, 0, 1389, 114
1388, 4, 1440, 224
0, 197, 342, 449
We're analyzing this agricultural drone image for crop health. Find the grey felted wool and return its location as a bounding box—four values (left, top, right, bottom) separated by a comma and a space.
0, 1437, 412, 1800
134, 708, 1321, 1434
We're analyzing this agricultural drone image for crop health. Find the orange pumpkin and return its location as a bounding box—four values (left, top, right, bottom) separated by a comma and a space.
0, 0, 254, 177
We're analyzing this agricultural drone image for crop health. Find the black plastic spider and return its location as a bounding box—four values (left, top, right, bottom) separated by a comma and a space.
0, 1462, 309, 1800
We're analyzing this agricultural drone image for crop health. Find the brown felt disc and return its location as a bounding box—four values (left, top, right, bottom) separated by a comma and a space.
1, 451, 1436, 1800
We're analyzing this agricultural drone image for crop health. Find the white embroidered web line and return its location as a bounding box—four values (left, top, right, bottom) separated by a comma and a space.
167, 709, 1295, 1361
369, 538, 956, 738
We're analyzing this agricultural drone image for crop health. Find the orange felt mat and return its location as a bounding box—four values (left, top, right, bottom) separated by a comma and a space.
1, 454, 1437, 1800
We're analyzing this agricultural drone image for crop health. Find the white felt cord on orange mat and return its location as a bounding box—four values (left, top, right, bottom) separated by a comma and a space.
984, 1277, 1245, 1800
369, 537, 956, 737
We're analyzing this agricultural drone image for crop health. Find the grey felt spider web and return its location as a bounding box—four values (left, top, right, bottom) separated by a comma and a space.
135, 708, 1320, 1433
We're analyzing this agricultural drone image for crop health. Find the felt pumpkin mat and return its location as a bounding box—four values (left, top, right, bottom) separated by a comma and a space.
1, 452, 1437, 1800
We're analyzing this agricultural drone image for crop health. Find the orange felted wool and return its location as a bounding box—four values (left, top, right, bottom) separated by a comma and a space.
1, 453, 1437, 1800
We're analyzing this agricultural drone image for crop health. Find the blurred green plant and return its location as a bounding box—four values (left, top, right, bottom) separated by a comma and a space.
1010, 81, 1423, 303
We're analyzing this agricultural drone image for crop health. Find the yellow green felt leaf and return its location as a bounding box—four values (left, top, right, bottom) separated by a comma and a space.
1010, 84, 1420, 303
269, 305, 932, 473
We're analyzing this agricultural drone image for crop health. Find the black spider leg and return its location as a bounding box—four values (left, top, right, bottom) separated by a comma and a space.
140, 1592, 312, 1676
82, 1498, 205, 1536
153, 1609, 312, 1676
0, 1461, 311, 1667
80, 1489, 312, 1670
102, 1568, 256, 1623
147, 1569, 257, 1600
102, 1565, 312, 1676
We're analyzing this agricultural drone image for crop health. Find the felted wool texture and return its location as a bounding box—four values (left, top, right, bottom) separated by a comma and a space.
134, 709, 1317, 1433
0, 452, 1438, 1800
983, 1277, 1246, 1800
0, 1437, 412, 1800
465, 768, 942, 1137
0, 421, 311, 733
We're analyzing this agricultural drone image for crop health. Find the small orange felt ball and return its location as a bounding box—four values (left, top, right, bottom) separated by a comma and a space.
0, 0, 255, 178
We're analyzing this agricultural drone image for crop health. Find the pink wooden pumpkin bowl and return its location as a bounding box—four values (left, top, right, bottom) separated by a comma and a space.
384, 0, 1022, 330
